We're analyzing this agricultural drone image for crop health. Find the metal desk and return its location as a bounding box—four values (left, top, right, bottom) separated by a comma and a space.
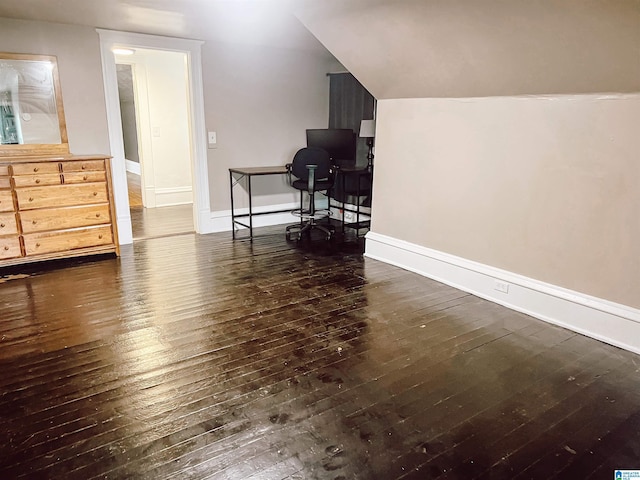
229, 166, 289, 240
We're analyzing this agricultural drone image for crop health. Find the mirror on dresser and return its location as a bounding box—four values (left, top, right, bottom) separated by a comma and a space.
0, 53, 119, 266
0, 52, 68, 156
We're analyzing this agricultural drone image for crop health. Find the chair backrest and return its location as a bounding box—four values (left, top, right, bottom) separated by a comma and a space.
291, 147, 332, 181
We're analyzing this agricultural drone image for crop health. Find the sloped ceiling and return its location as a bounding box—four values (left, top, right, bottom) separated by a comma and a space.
295, 0, 640, 99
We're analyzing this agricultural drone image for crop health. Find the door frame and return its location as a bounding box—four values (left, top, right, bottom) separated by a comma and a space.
97, 29, 211, 244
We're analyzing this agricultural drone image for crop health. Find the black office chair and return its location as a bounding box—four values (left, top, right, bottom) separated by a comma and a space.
285, 147, 335, 241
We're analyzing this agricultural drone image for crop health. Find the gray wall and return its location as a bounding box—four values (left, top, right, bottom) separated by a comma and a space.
116, 64, 139, 164
202, 41, 333, 211
0, 17, 110, 154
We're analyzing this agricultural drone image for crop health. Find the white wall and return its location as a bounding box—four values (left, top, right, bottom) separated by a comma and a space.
122, 49, 193, 207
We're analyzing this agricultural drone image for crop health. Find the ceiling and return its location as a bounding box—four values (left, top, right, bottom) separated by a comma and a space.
0, 0, 330, 54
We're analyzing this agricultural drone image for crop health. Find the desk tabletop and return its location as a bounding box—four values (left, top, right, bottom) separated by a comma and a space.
229, 166, 288, 176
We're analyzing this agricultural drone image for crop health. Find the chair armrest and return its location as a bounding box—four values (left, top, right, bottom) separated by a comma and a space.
285, 163, 293, 184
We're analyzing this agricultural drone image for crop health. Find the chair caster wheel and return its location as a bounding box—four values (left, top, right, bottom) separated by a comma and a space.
286, 230, 300, 241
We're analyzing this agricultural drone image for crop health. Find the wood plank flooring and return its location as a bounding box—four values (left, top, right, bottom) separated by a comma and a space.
126, 171, 194, 241
127, 171, 143, 208
130, 204, 194, 241
0, 227, 638, 479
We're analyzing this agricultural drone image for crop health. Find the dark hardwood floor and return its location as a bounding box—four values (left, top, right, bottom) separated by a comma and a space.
0, 225, 638, 479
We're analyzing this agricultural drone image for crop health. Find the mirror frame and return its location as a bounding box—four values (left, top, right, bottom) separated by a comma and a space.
0, 52, 69, 157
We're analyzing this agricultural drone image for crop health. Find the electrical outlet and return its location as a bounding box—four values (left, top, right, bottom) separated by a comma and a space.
494, 280, 510, 294
208, 131, 217, 149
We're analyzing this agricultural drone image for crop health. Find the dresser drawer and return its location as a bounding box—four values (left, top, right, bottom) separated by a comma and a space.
20, 204, 111, 233
63, 171, 106, 184
0, 165, 9, 176
12, 173, 62, 188
23, 225, 113, 256
0, 190, 13, 212
0, 236, 21, 260
0, 212, 18, 235
60, 160, 106, 173
11, 162, 60, 175
0, 177, 10, 189
16, 183, 108, 210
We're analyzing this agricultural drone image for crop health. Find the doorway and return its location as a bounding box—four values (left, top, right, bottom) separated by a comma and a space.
98, 30, 211, 245
114, 49, 194, 240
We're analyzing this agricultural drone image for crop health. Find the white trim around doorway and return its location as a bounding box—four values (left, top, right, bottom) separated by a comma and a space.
97, 29, 212, 244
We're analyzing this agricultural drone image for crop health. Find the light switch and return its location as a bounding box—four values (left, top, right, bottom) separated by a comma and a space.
208, 131, 217, 149
152, 126, 160, 137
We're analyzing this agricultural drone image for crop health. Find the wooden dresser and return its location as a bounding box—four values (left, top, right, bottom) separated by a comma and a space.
0, 154, 119, 267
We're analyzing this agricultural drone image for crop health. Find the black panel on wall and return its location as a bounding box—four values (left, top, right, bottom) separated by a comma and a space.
328, 73, 375, 168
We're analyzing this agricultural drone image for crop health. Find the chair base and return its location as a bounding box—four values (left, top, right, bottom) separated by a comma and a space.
286, 218, 335, 241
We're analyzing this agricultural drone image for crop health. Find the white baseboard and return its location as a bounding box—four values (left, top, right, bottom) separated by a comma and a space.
364, 231, 640, 355
209, 202, 300, 233
197, 206, 215, 234
154, 187, 193, 207
125, 160, 141, 175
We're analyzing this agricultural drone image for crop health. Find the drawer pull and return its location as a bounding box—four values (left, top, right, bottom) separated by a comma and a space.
83, 175, 88, 181
96, 213, 101, 218
35, 179, 41, 184
28, 197, 34, 202
82, 165, 87, 170
35, 242, 41, 248
32, 220, 37, 225
93, 192, 98, 196
33, 167, 39, 172
0, 223, 4, 228
98, 234, 103, 239
3, 246, 8, 251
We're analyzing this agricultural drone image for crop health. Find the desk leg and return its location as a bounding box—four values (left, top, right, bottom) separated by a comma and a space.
356, 172, 361, 237
248, 175, 253, 240
341, 172, 346, 234
230, 171, 236, 240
